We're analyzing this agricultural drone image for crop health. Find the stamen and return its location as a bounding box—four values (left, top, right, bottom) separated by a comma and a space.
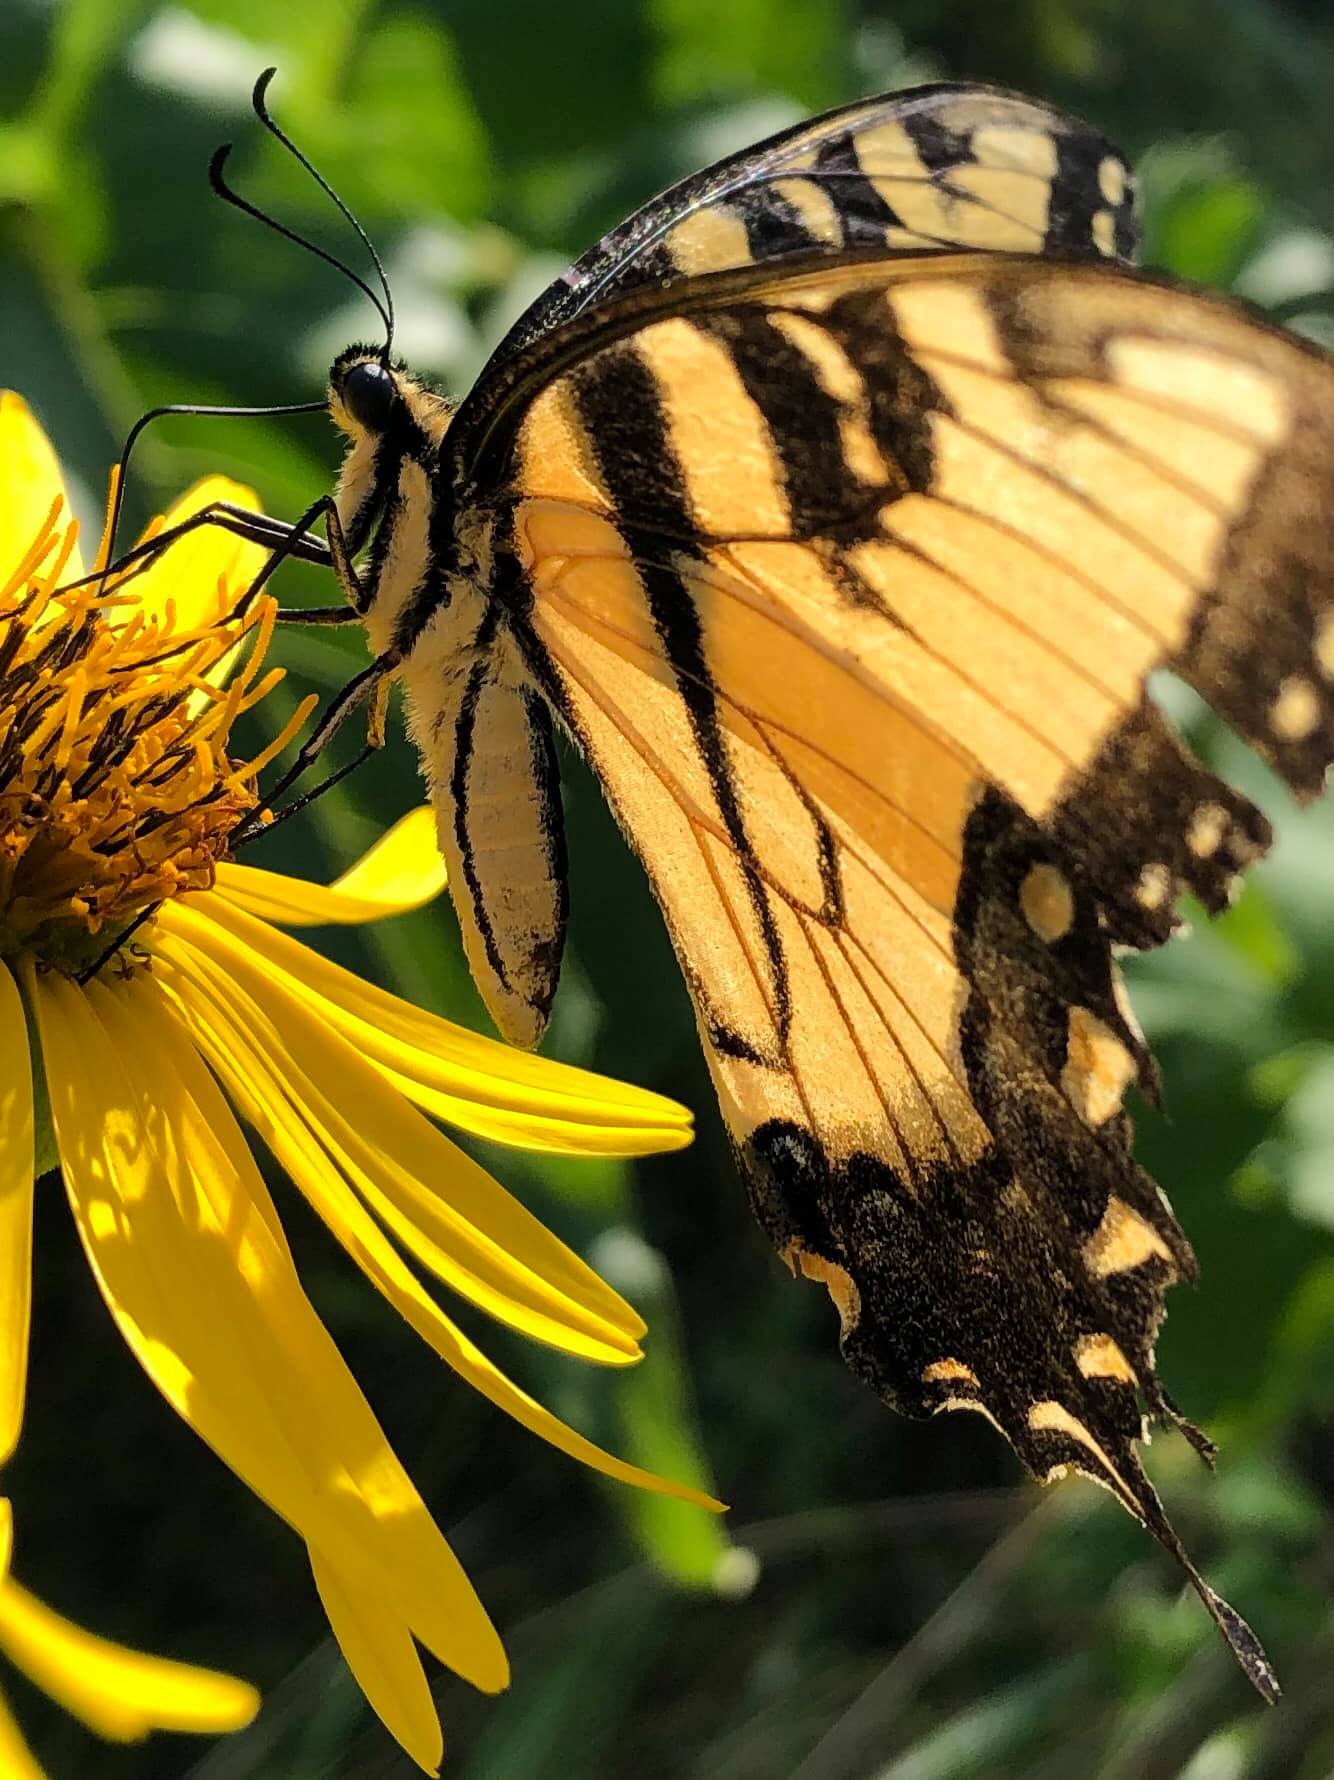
1, 497, 64, 603
1, 509, 298, 973
244, 691, 319, 778
91, 464, 122, 578
237, 665, 287, 715
54, 663, 89, 770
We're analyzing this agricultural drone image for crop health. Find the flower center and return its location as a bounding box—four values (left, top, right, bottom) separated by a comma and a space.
0, 501, 297, 973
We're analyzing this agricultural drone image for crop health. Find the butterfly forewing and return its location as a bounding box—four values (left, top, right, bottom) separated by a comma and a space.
433, 253, 1334, 1694
440, 81, 1143, 1049
496, 83, 1138, 361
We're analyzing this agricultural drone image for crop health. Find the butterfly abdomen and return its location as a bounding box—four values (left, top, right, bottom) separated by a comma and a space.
405, 593, 568, 1050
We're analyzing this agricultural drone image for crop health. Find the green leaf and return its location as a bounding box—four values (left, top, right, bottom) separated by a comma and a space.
593, 1226, 736, 1590
651, 0, 849, 110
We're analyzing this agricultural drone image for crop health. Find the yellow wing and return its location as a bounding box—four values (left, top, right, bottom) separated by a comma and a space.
461, 253, 1334, 1693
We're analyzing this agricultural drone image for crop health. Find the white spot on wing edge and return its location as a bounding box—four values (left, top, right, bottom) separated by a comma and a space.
1062, 1007, 1137, 1126
1186, 801, 1229, 858
1135, 861, 1173, 910
1083, 1195, 1175, 1279
1074, 1332, 1137, 1384
1270, 675, 1321, 742
787, 1244, 862, 1335
1027, 1400, 1138, 1504
922, 1358, 980, 1387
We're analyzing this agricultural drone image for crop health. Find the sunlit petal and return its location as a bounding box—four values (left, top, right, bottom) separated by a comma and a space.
130, 476, 266, 637
165, 895, 692, 1155
0, 1501, 12, 1579
150, 949, 720, 1506
311, 1551, 443, 1776
152, 924, 645, 1358
0, 965, 34, 1465
0, 391, 81, 585
0, 1684, 44, 1780
216, 807, 447, 925
32, 970, 508, 1695
0, 1573, 260, 1742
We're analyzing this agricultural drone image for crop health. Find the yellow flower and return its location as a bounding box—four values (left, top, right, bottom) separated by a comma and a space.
0, 1499, 259, 1776
0, 392, 709, 1774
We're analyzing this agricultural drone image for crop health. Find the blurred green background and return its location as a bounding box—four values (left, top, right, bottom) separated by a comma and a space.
4, 1, 1334, 1775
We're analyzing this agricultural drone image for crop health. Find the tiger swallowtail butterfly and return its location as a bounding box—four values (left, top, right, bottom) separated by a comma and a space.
173, 73, 1334, 1699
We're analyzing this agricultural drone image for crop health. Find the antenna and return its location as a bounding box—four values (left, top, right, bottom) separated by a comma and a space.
209, 68, 395, 358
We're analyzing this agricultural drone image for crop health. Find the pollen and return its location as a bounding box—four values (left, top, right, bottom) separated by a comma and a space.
0, 497, 307, 972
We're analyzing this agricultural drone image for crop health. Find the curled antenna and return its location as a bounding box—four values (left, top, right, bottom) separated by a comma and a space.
208, 67, 396, 358
209, 144, 392, 349
78, 397, 325, 589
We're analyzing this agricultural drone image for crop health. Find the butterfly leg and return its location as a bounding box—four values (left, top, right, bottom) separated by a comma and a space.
60, 495, 367, 627
58, 501, 333, 593
232, 649, 402, 847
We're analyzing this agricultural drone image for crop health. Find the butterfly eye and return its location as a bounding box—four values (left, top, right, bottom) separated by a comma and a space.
341, 361, 396, 431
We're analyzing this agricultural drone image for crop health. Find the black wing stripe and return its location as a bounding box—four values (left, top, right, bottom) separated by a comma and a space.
568, 344, 794, 1041
734, 183, 831, 262
811, 133, 906, 238
696, 309, 875, 537
450, 656, 512, 992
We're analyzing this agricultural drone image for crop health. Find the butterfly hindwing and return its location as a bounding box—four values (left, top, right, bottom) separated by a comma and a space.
434, 252, 1334, 1690
497, 82, 1138, 360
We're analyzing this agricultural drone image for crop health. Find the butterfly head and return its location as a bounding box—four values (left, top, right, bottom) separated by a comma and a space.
328, 345, 455, 447
330, 350, 400, 435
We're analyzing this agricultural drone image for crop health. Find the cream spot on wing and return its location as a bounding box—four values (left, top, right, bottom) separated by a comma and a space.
772, 177, 844, 246
666, 205, 753, 275
1135, 861, 1173, 910
937, 1397, 1005, 1437
1107, 338, 1290, 444
970, 124, 1058, 179
1098, 157, 1127, 207
793, 1247, 862, 1334
1186, 801, 1229, 859
1062, 1007, 1136, 1126
1074, 1332, 1137, 1384
1270, 675, 1321, 742
889, 284, 1011, 374
1110, 967, 1148, 1054
1092, 210, 1116, 256
769, 311, 863, 403
922, 1358, 980, 1387
1027, 1400, 1134, 1496
1083, 1194, 1174, 1279
1020, 862, 1075, 943
1316, 611, 1334, 680
768, 311, 888, 487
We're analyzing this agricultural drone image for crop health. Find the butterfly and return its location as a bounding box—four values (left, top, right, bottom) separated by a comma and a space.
134, 74, 1334, 1696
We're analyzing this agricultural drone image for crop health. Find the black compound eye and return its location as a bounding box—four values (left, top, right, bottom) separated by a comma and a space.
341, 360, 396, 431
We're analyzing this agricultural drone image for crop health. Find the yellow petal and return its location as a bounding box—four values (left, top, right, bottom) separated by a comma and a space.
0, 1573, 259, 1742
0, 1684, 44, 1780
215, 807, 447, 925
31, 969, 508, 1698
169, 894, 692, 1154
0, 1501, 12, 1579
154, 949, 720, 1507
129, 475, 266, 638
154, 939, 712, 1509
152, 922, 645, 1359
311, 1551, 444, 1776
0, 391, 81, 585
0, 965, 34, 1466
